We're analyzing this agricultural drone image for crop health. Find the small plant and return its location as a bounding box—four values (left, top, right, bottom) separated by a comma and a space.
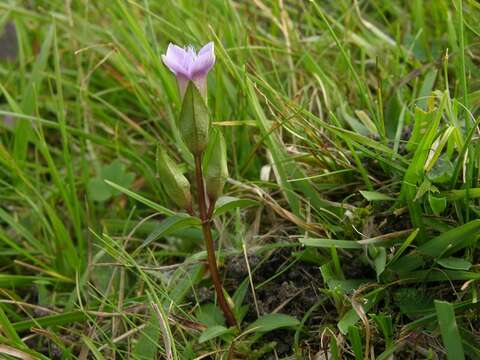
160, 42, 237, 327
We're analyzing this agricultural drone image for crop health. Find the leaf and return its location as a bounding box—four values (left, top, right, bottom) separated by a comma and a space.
372, 247, 387, 279
88, 160, 135, 202
427, 155, 454, 184
246, 79, 300, 215
429, 194, 447, 216
105, 180, 174, 216
139, 214, 200, 249
246, 314, 299, 333
166, 264, 204, 306
400, 103, 445, 240
213, 196, 259, 216
337, 289, 383, 334
414, 178, 434, 201
386, 229, 419, 268
418, 220, 480, 257
388, 253, 424, 275
0, 305, 22, 343
12, 311, 85, 332
196, 303, 226, 327
348, 326, 364, 360
198, 325, 230, 343
435, 300, 465, 360
14, 25, 54, 163
371, 314, 393, 349
102, 160, 136, 195
132, 314, 160, 360
443, 188, 480, 201
437, 257, 472, 271
360, 191, 394, 201
301, 238, 362, 249
82, 337, 106, 360
394, 288, 433, 317
87, 178, 112, 202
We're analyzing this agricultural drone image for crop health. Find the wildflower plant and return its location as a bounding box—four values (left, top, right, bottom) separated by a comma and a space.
160, 42, 236, 327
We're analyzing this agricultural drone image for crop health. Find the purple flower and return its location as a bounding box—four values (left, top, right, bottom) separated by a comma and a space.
3, 115, 15, 128
162, 42, 215, 99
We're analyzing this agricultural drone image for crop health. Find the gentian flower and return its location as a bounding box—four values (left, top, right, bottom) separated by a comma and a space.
3, 115, 15, 128
162, 42, 215, 99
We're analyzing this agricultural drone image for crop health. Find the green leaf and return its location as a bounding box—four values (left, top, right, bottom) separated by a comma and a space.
360, 191, 394, 201
246, 79, 300, 215
87, 177, 112, 202
12, 311, 85, 332
196, 303, 226, 327
394, 288, 432, 317
437, 257, 472, 271
105, 180, 174, 216
82, 336, 106, 360
348, 326, 364, 360
429, 194, 447, 216
198, 325, 230, 343
0, 274, 62, 287
372, 247, 387, 279
337, 289, 383, 334
443, 188, 480, 201
400, 103, 445, 240
132, 314, 160, 360
301, 238, 362, 249
386, 229, 419, 268
88, 160, 135, 202
371, 314, 393, 349
213, 196, 259, 216
166, 263, 204, 306
139, 214, 200, 250
388, 253, 424, 275
14, 25, 54, 163
418, 220, 480, 257
246, 313, 299, 333
435, 300, 465, 360
427, 155, 454, 184
102, 160, 136, 195
0, 305, 22, 343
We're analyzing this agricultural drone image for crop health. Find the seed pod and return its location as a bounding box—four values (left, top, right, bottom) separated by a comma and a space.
204, 130, 228, 202
157, 148, 192, 210
179, 81, 209, 156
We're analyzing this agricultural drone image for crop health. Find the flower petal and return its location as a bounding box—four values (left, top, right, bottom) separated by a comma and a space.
162, 43, 189, 76
198, 41, 214, 56
190, 44, 215, 79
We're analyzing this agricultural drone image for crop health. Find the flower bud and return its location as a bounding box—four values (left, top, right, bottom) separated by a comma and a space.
157, 148, 192, 210
179, 81, 209, 155
204, 130, 228, 201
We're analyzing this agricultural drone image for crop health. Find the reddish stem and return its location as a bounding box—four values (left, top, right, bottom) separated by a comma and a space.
194, 156, 237, 327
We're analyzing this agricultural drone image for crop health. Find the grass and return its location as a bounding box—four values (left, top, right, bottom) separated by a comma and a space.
0, 0, 480, 358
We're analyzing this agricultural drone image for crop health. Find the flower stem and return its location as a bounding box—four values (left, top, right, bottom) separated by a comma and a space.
194, 155, 237, 328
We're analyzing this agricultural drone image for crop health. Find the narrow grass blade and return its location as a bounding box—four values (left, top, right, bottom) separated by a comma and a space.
434, 300, 465, 360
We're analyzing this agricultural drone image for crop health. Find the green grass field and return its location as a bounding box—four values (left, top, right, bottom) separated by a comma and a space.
1, 0, 480, 358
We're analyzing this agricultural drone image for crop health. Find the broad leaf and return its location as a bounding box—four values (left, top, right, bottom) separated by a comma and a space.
213, 196, 258, 216
199, 325, 230, 343
246, 313, 299, 333
140, 214, 200, 249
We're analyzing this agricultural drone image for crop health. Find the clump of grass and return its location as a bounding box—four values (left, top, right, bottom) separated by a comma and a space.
0, 0, 480, 359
